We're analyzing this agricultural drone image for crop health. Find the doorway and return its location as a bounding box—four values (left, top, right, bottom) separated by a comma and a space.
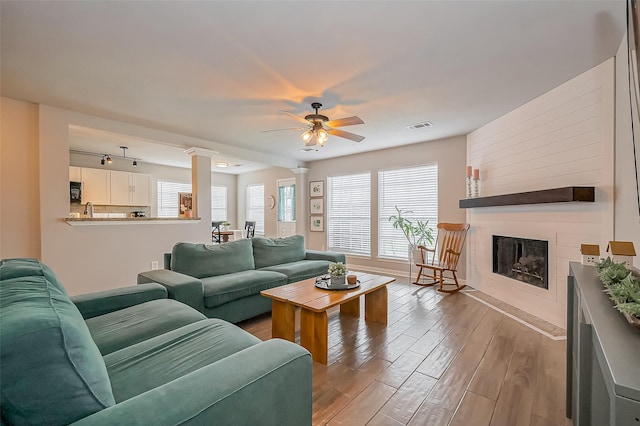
277, 178, 296, 237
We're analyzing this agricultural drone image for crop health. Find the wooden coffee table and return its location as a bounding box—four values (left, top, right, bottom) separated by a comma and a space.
261, 272, 395, 364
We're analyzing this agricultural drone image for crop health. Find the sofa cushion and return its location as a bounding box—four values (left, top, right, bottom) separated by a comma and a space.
202, 270, 287, 308
252, 235, 306, 269
260, 260, 331, 283
105, 319, 260, 402
85, 299, 207, 355
0, 258, 115, 426
171, 239, 255, 278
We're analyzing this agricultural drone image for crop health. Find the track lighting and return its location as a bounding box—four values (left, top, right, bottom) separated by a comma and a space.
132, 160, 137, 167
100, 156, 105, 165
106, 155, 112, 164
71, 149, 143, 167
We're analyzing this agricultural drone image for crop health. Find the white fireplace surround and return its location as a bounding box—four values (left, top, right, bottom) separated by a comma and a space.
466, 59, 615, 328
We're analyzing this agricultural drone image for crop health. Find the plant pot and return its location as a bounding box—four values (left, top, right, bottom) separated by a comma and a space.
330, 275, 345, 286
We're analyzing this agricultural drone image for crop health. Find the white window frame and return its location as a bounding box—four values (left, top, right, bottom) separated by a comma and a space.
378, 163, 438, 260
211, 185, 227, 222
327, 172, 371, 256
246, 184, 265, 235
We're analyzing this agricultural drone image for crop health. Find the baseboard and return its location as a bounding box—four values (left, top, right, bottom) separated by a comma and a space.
349, 263, 468, 287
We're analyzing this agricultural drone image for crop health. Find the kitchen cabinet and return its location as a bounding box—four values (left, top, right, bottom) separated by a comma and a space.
110, 170, 151, 206
69, 167, 151, 206
69, 166, 82, 182
80, 168, 110, 205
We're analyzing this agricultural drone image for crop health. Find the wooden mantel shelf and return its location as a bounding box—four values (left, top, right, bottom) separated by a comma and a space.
459, 186, 595, 208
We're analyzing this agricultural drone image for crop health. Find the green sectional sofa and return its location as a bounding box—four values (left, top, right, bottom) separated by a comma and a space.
138, 235, 346, 323
0, 258, 312, 426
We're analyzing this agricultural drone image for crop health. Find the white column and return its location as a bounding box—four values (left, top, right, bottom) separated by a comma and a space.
185, 148, 215, 238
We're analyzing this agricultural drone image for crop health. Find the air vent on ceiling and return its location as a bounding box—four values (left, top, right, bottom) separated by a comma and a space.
406, 121, 434, 130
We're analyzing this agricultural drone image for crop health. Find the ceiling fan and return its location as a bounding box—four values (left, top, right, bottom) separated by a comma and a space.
263, 102, 365, 147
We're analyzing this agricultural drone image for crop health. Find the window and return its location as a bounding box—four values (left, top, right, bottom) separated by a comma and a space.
327, 172, 371, 255
378, 163, 438, 259
211, 185, 227, 222
246, 184, 265, 235
277, 184, 296, 222
157, 180, 191, 218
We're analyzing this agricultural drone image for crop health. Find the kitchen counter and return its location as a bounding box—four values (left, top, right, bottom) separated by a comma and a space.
65, 217, 201, 226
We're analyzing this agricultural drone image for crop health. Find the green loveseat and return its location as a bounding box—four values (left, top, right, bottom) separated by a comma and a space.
137, 235, 346, 323
0, 258, 312, 426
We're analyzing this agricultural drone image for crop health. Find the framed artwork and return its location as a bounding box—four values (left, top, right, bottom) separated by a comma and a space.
178, 192, 193, 218
310, 216, 324, 232
310, 180, 324, 197
310, 198, 324, 214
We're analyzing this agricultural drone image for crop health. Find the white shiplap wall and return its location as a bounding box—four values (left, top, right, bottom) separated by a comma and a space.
466, 58, 615, 327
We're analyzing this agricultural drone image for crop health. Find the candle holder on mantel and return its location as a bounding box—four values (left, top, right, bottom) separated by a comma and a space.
466, 175, 473, 199
473, 178, 480, 198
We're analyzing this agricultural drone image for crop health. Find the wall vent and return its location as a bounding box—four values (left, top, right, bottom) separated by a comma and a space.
406, 121, 434, 130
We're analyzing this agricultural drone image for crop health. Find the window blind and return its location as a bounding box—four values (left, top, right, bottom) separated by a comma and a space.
246, 184, 265, 235
327, 172, 371, 255
211, 185, 227, 222
378, 163, 438, 259
157, 180, 191, 218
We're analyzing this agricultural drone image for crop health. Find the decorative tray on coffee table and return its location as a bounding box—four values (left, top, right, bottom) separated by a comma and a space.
314, 275, 360, 291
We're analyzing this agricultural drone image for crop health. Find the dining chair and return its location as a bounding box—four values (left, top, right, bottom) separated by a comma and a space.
212, 221, 223, 244
244, 221, 256, 238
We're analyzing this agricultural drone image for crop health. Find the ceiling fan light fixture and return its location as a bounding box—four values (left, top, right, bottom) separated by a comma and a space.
301, 130, 313, 142
317, 128, 328, 143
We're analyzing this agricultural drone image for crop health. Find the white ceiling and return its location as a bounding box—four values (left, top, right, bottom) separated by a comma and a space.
0, 1, 626, 171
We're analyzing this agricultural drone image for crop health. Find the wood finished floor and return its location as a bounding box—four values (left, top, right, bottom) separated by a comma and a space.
238, 278, 571, 426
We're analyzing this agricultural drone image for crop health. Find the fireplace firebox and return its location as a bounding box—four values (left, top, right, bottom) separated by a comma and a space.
492, 235, 548, 289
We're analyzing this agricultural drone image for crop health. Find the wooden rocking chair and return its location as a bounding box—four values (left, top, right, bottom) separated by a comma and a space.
413, 223, 470, 293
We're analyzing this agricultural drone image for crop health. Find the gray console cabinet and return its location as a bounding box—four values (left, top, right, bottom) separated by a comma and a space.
567, 262, 640, 425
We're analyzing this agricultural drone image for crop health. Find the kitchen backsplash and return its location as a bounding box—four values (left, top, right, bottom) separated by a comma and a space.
70, 204, 150, 218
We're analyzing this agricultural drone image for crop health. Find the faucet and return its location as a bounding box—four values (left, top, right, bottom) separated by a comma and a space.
83, 202, 94, 218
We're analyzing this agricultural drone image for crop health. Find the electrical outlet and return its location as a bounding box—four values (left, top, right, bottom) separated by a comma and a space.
150, 261, 159, 270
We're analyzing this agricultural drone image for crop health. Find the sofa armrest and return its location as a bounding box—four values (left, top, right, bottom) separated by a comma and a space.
71, 283, 168, 319
305, 249, 347, 263
137, 269, 205, 312
70, 339, 311, 426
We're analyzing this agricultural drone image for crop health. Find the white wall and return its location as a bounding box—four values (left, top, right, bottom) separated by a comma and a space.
466, 59, 615, 327
614, 35, 640, 266
306, 136, 467, 278
0, 98, 41, 259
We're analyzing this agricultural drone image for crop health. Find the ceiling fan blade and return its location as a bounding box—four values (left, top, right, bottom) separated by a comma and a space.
328, 128, 365, 142
278, 110, 312, 125
261, 127, 306, 133
325, 116, 364, 128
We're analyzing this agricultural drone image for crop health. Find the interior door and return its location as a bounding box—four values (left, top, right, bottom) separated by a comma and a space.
277, 178, 296, 237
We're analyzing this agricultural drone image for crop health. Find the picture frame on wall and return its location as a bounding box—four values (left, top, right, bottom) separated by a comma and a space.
310, 198, 324, 214
310, 180, 324, 197
310, 216, 324, 232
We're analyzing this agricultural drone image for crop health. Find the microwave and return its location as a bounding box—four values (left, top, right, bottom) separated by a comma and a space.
70, 181, 82, 204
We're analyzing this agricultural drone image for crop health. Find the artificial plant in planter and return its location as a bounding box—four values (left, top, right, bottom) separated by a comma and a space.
388, 206, 435, 262
596, 257, 640, 324
328, 262, 347, 286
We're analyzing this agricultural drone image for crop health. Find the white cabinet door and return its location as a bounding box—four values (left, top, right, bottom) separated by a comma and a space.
69, 166, 82, 182
132, 173, 151, 206
110, 170, 132, 205
81, 168, 110, 205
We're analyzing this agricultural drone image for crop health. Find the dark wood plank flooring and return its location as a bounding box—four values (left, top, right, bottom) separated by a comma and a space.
238, 277, 570, 426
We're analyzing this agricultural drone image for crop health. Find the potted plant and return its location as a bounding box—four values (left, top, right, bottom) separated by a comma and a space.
221, 221, 230, 231
388, 206, 435, 262
328, 262, 347, 286
597, 257, 640, 326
